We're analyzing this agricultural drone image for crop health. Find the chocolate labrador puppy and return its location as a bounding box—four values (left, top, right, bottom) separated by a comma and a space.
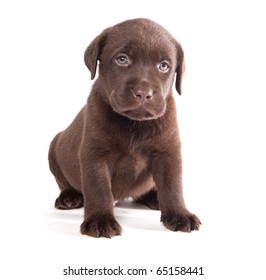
48, 18, 201, 238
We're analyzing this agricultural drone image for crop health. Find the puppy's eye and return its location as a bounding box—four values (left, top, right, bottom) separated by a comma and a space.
158, 61, 170, 72
115, 55, 129, 66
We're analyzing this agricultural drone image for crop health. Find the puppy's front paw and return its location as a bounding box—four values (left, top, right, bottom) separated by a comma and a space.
161, 211, 201, 232
80, 214, 122, 238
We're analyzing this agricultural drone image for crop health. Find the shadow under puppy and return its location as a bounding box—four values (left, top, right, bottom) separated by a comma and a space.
48, 18, 201, 238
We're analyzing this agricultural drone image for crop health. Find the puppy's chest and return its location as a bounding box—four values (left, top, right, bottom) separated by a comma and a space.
113, 150, 149, 180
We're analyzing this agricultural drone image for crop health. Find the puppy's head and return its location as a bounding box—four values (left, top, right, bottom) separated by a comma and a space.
84, 18, 184, 121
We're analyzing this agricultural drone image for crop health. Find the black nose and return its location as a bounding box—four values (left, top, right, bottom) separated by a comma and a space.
133, 89, 154, 103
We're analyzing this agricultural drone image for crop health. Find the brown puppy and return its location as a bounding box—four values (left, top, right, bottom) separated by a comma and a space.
48, 18, 201, 238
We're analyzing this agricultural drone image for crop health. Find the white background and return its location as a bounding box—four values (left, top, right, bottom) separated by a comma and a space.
1, 0, 265, 279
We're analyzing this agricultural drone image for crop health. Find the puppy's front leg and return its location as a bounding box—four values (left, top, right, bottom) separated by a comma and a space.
80, 158, 122, 238
152, 146, 201, 232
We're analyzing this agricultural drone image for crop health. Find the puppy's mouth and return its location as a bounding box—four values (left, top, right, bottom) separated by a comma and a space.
121, 108, 155, 121
109, 89, 166, 121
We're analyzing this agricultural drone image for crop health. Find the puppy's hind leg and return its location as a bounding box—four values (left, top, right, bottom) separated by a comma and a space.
54, 187, 83, 210
134, 188, 159, 210
48, 133, 83, 210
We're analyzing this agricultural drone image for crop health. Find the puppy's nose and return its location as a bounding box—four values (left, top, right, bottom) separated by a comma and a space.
133, 89, 154, 103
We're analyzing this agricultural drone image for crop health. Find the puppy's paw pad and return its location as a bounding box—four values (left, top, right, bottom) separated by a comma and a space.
55, 189, 83, 210
161, 212, 201, 232
80, 214, 122, 238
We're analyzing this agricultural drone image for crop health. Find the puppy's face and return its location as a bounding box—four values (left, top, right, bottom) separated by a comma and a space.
85, 19, 184, 121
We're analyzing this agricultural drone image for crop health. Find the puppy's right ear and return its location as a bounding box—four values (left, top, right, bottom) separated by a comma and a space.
84, 30, 108, 80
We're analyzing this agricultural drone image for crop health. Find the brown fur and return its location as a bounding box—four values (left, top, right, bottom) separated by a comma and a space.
48, 18, 201, 238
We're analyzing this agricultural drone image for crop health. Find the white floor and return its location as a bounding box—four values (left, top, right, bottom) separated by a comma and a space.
1, 1, 266, 279
2, 176, 265, 279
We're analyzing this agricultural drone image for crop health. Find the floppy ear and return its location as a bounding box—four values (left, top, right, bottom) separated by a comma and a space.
175, 42, 185, 95
84, 30, 108, 80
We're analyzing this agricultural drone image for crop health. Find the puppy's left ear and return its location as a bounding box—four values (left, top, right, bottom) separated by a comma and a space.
84, 29, 108, 80
175, 42, 185, 95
